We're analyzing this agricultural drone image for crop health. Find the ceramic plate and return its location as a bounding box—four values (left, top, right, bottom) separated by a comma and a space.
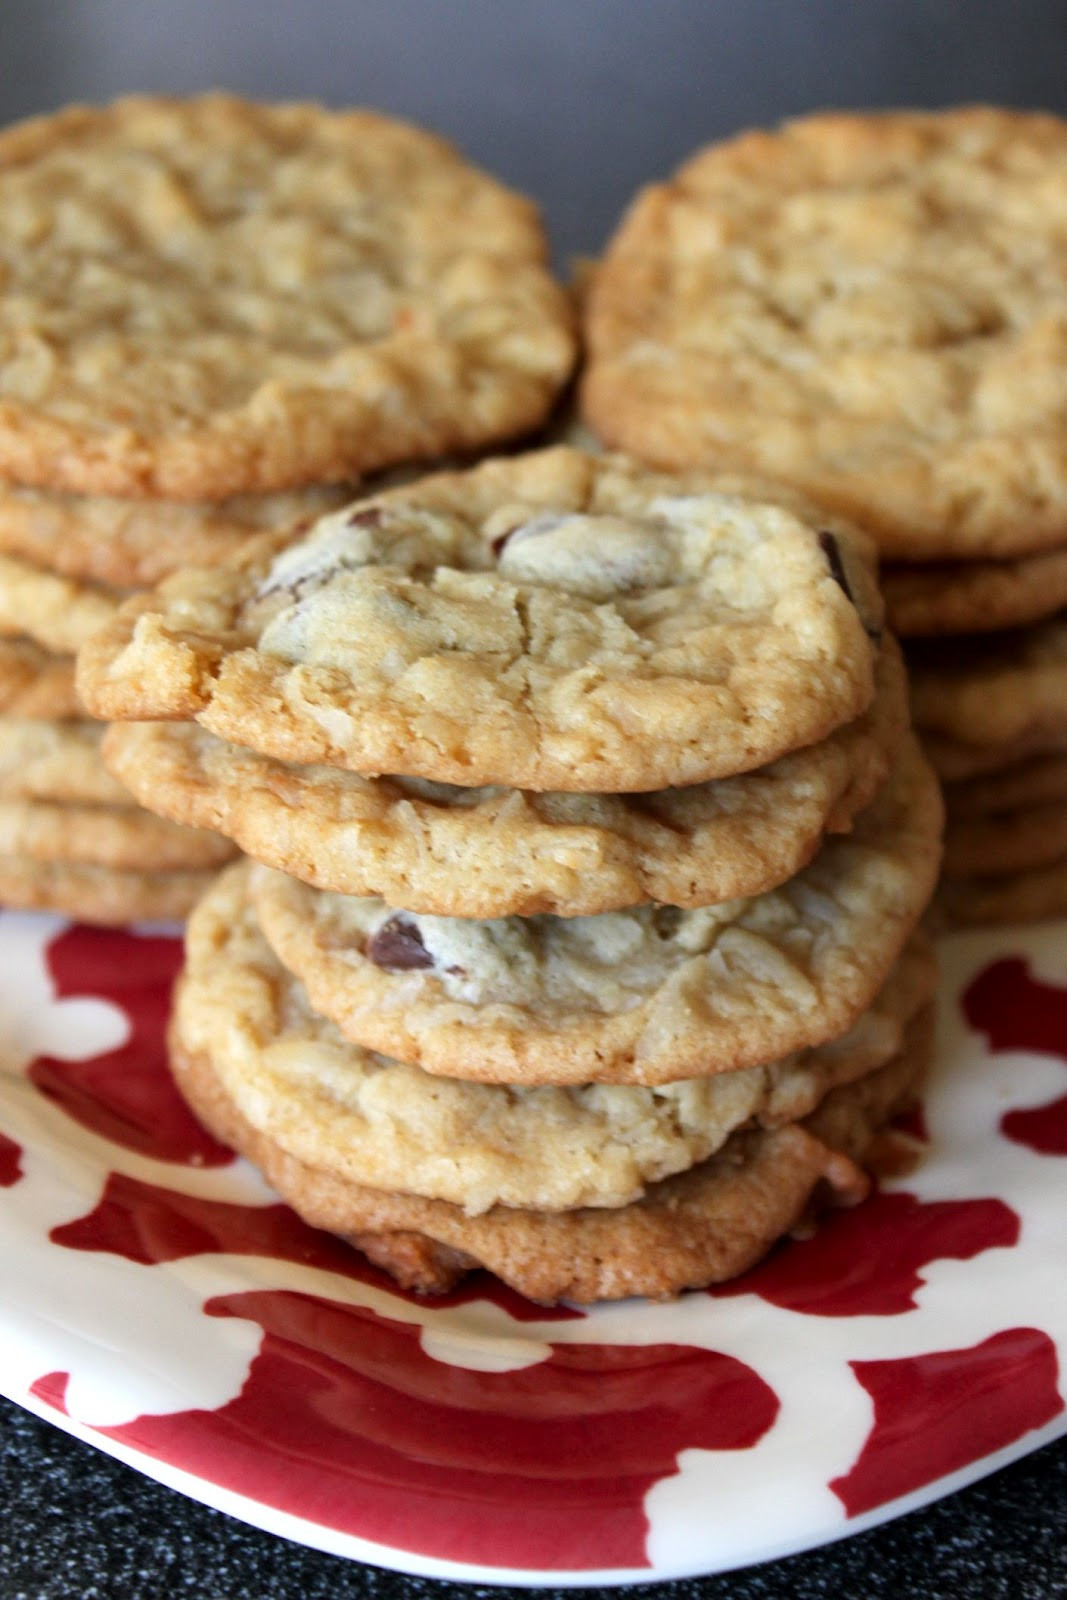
0, 908, 1064, 1585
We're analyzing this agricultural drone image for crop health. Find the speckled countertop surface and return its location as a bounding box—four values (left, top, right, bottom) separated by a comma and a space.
1, 1396, 1064, 1600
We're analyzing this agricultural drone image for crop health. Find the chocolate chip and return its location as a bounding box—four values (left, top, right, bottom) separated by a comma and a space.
818, 530, 853, 604
490, 524, 521, 557
366, 915, 434, 971
819, 530, 882, 642
347, 506, 384, 529
652, 905, 683, 940
492, 512, 565, 557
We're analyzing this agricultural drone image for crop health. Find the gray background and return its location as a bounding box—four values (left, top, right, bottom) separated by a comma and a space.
3, 0, 1067, 260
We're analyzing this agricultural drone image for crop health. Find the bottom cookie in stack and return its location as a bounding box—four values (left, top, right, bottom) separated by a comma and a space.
905, 614, 1067, 926
171, 861, 937, 1303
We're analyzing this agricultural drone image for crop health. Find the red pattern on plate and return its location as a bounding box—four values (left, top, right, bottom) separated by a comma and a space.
31, 1289, 779, 1570
963, 958, 1067, 1057
963, 957, 1067, 1156
712, 1191, 1019, 1316
1000, 1099, 1067, 1156
891, 1104, 929, 1142
830, 1328, 1064, 1516
49, 1171, 580, 1324
29, 927, 230, 1166
0, 1130, 22, 1186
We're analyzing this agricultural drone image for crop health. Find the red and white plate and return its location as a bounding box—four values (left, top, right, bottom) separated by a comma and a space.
0, 908, 1064, 1586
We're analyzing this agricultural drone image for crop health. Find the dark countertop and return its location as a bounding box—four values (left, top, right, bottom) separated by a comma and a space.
1, 1394, 1065, 1600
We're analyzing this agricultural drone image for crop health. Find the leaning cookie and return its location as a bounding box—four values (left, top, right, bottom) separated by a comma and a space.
246, 737, 943, 1086
175, 861, 935, 1214
583, 107, 1067, 560
170, 1009, 932, 1303
0, 95, 576, 499
883, 546, 1067, 638
78, 448, 882, 793
101, 637, 906, 916
0, 855, 219, 925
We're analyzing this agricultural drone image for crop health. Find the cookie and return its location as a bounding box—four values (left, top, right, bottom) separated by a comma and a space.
175, 862, 935, 1215
0, 483, 352, 589
943, 752, 1067, 819
937, 854, 1067, 928
245, 737, 943, 1087
0, 797, 234, 872
101, 637, 906, 916
583, 108, 1067, 560
169, 1007, 932, 1303
883, 545, 1067, 638
0, 719, 130, 804
0, 855, 217, 924
0, 94, 575, 499
0, 552, 124, 656
909, 614, 1067, 750
943, 799, 1067, 878
0, 639, 80, 719
78, 449, 882, 793
922, 725, 1067, 783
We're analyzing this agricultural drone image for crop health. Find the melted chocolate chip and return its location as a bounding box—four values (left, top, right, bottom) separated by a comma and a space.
490, 524, 521, 557
347, 506, 384, 529
652, 905, 683, 940
366, 915, 434, 972
818, 530, 853, 604
819, 530, 882, 642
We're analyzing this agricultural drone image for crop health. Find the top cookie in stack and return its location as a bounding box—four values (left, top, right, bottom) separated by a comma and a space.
0, 94, 576, 921
79, 448, 943, 1302
581, 107, 1067, 925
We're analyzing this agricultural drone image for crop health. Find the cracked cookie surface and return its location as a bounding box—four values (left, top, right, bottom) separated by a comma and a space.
0, 94, 575, 497
78, 448, 881, 793
584, 108, 1067, 559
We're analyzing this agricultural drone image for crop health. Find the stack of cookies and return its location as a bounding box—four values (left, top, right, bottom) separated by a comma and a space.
0, 93, 575, 922
78, 448, 943, 1303
0, 487, 347, 922
581, 107, 1067, 928
887, 587, 1067, 928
